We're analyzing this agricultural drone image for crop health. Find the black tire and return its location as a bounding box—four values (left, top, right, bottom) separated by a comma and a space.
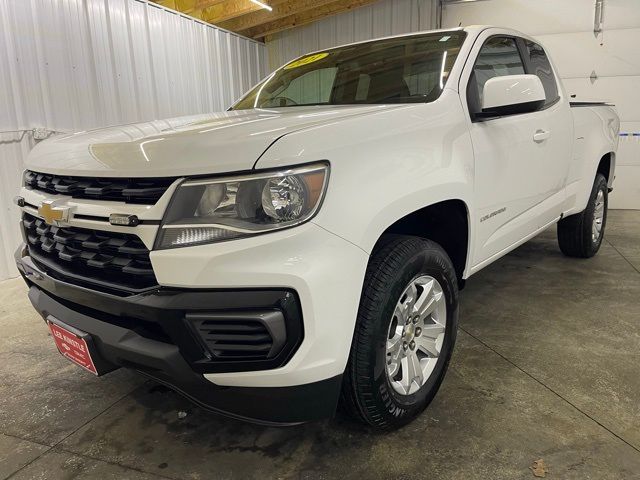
341, 235, 459, 430
557, 173, 608, 258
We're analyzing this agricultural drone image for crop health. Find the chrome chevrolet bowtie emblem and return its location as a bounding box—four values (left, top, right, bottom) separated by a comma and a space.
38, 200, 71, 226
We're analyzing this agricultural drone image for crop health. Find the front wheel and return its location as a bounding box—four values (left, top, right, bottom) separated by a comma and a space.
341, 236, 459, 430
557, 173, 608, 258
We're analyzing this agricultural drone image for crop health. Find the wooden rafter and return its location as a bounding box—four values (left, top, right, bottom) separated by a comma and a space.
183, 0, 228, 14
200, 0, 262, 24
168, 0, 229, 14
238, 0, 381, 39
153, 0, 264, 23
152, 0, 382, 40
216, 0, 339, 33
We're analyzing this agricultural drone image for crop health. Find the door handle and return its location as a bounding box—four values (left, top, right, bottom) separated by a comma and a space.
533, 129, 550, 143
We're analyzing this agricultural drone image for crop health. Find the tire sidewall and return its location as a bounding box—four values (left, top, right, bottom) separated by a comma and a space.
367, 245, 458, 426
584, 174, 608, 255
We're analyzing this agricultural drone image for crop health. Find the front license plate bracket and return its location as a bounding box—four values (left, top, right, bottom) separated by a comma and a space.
47, 317, 117, 376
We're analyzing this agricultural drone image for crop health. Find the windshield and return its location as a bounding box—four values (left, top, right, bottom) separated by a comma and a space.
232, 31, 467, 110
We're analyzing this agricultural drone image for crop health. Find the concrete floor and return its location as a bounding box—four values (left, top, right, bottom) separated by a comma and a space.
1, 210, 639, 480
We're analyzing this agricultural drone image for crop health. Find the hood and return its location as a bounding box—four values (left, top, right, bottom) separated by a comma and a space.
26, 105, 403, 177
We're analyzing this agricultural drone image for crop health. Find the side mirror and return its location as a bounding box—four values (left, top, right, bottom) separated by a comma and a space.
480, 74, 546, 117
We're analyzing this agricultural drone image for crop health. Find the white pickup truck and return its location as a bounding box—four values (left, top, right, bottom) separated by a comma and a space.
15, 26, 618, 430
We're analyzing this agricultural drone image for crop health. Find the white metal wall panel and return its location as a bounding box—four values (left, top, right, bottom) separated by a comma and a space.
266, 0, 439, 69
0, 0, 267, 280
0, 136, 32, 282
442, 0, 640, 209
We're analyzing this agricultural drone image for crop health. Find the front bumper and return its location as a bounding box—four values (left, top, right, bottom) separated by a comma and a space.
150, 222, 369, 388
15, 222, 369, 424
17, 253, 342, 425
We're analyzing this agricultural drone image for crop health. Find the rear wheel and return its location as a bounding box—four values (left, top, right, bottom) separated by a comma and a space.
341, 236, 459, 430
557, 173, 608, 258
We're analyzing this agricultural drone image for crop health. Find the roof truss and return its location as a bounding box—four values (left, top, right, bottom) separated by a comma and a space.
153, 0, 381, 40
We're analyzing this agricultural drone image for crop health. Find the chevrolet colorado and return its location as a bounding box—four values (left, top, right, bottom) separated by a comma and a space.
15, 26, 619, 430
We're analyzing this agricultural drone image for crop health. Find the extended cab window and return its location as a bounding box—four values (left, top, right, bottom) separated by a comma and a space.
233, 31, 467, 109
524, 40, 559, 107
466, 36, 525, 117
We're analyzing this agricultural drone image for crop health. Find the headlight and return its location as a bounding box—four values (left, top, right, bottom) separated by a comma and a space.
156, 163, 329, 249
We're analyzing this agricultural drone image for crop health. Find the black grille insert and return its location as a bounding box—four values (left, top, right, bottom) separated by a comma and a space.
187, 311, 287, 361
24, 170, 177, 205
23, 212, 157, 294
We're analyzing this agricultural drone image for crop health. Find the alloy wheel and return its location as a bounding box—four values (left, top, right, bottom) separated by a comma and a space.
385, 275, 447, 395
592, 189, 605, 243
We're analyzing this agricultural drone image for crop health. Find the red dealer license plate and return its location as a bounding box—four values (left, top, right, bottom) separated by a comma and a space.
48, 320, 98, 375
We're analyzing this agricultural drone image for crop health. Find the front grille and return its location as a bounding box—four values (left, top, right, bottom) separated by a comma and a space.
24, 170, 177, 205
187, 311, 287, 361
23, 212, 157, 294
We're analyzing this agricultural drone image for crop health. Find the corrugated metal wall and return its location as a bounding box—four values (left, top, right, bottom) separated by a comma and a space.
266, 0, 438, 70
0, 0, 268, 280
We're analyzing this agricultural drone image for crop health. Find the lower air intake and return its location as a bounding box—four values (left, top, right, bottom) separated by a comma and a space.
187, 311, 287, 361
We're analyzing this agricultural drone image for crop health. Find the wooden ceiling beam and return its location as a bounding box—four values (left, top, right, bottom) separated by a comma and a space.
200, 0, 263, 24
217, 0, 338, 33
154, 0, 383, 41
239, 0, 381, 39
182, 0, 229, 15
154, 0, 229, 15
152, 1, 233, 20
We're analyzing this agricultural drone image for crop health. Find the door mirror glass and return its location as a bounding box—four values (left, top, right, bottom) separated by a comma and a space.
480, 74, 546, 117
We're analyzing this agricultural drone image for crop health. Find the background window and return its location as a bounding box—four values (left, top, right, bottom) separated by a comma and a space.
524, 40, 559, 106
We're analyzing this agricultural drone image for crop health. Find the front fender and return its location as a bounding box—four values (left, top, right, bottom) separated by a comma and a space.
255, 91, 475, 254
